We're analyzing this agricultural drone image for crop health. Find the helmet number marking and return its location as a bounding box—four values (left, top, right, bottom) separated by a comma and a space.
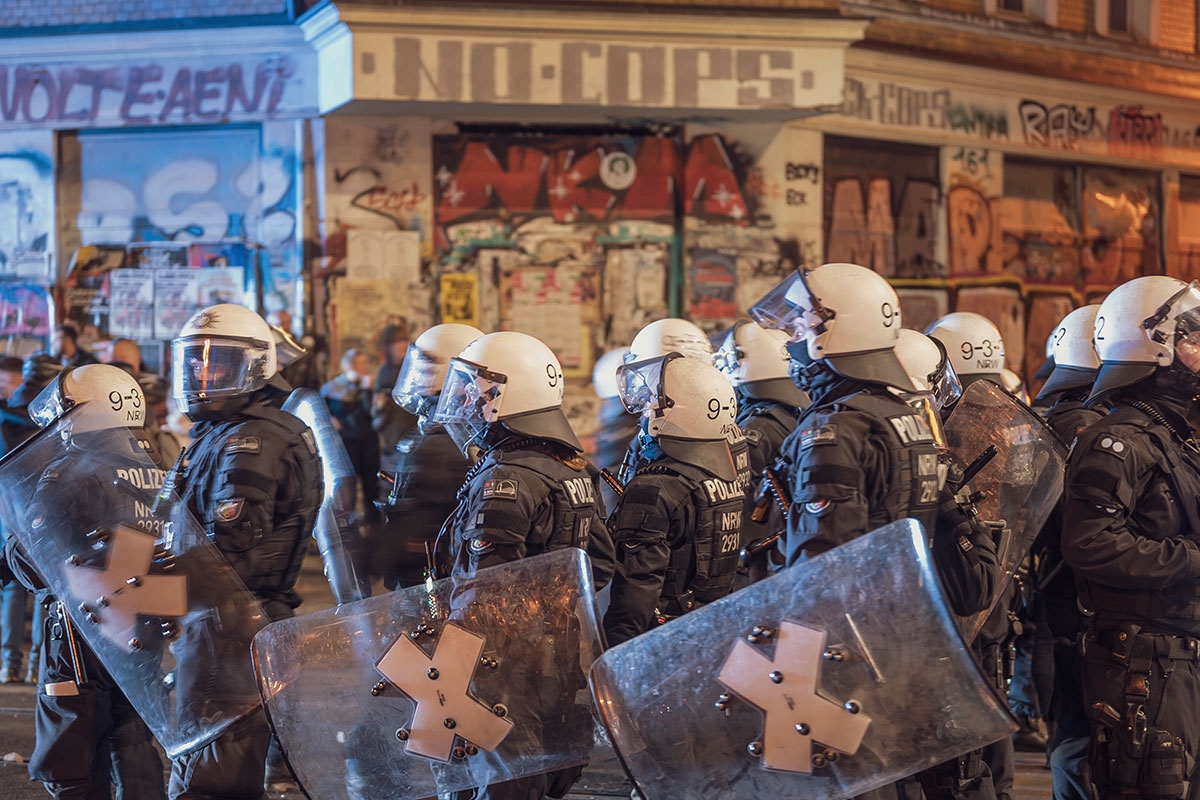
1095, 315, 1106, 341
1054, 327, 1067, 346
546, 364, 560, 387
881, 302, 897, 328
707, 397, 734, 420
960, 340, 994, 360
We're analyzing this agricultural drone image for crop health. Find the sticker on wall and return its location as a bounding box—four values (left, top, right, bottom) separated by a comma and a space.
599, 151, 638, 192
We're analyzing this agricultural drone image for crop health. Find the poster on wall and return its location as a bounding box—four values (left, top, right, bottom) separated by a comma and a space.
346, 229, 422, 284
331, 277, 405, 356
109, 269, 156, 340
129, 243, 191, 269
152, 267, 246, 340
688, 249, 739, 321
439, 273, 478, 327
501, 265, 588, 373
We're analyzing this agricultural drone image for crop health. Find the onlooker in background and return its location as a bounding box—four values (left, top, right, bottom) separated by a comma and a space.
0, 353, 62, 684
322, 348, 382, 524
0, 356, 22, 401
372, 321, 418, 478
52, 323, 99, 368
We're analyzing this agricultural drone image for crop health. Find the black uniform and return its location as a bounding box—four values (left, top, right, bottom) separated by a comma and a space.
378, 425, 470, 589
1033, 393, 1104, 800
440, 435, 614, 800
735, 397, 798, 581
603, 447, 743, 647
1062, 392, 1200, 800
6, 431, 167, 800
593, 396, 638, 512
775, 372, 1001, 800
168, 394, 322, 800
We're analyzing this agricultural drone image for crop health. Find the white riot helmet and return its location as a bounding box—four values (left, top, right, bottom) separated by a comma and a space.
433, 331, 581, 453
592, 347, 630, 401
749, 263, 911, 390
616, 352, 738, 481
1036, 305, 1101, 401
712, 320, 809, 408
172, 304, 280, 421
893, 328, 963, 412
626, 318, 713, 364
1089, 276, 1200, 405
29, 364, 147, 435
392, 323, 483, 418
926, 312, 1005, 385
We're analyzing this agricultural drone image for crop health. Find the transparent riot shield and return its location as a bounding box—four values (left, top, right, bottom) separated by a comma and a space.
589, 519, 1016, 800
0, 416, 268, 757
944, 380, 1067, 639
282, 388, 371, 604
253, 547, 605, 800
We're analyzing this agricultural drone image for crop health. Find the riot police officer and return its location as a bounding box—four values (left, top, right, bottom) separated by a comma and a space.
711, 320, 807, 582
5, 364, 167, 800
615, 317, 719, 486
379, 322, 482, 589
617, 319, 753, 545
603, 354, 743, 646
754, 264, 1001, 800
431, 330, 614, 800
1062, 277, 1200, 800
927, 311, 1007, 390
752, 264, 941, 562
168, 303, 322, 800
1031, 304, 1104, 800
927, 310, 1028, 799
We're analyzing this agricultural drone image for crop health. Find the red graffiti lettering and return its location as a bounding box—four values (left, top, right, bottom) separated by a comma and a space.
1109, 105, 1163, 160
684, 135, 749, 224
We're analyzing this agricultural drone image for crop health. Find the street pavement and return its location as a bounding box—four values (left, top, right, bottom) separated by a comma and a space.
0, 552, 1054, 799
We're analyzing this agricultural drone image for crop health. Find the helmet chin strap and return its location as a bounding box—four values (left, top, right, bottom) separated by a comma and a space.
785, 341, 825, 391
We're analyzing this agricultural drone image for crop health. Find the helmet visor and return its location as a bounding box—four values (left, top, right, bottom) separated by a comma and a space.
1142, 281, 1200, 372
392, 346, 442, 414
930, 342, 965, 412
171, 338, 267, 405
749, 272, 803, 332
28, 370, 72, 428
432, 357, 506, 427
616, 354, 676, 415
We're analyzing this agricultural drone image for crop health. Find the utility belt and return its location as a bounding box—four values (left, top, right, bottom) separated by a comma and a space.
1086, 625, 1200, 665
1083, 622, 1198, 800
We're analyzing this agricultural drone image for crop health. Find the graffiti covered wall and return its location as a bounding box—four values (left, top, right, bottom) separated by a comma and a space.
0, 129, 54, 278
682, 123, 822, 334
321, 116, 434, 358
69, 123, 304, 324
822, 65, 1185, 385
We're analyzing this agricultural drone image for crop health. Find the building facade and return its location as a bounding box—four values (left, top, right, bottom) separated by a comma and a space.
3, 0, 1200, 418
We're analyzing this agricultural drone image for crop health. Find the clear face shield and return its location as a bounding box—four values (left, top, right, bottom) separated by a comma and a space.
615, 354, 678, 416
749, 270, 835, 350
432, 357, 507, 453
171, 337, 267, 407
1146, 281, 1200, 375
28, 370, 73, 428
391, 346, 442, 415
926, 338, 965, 413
